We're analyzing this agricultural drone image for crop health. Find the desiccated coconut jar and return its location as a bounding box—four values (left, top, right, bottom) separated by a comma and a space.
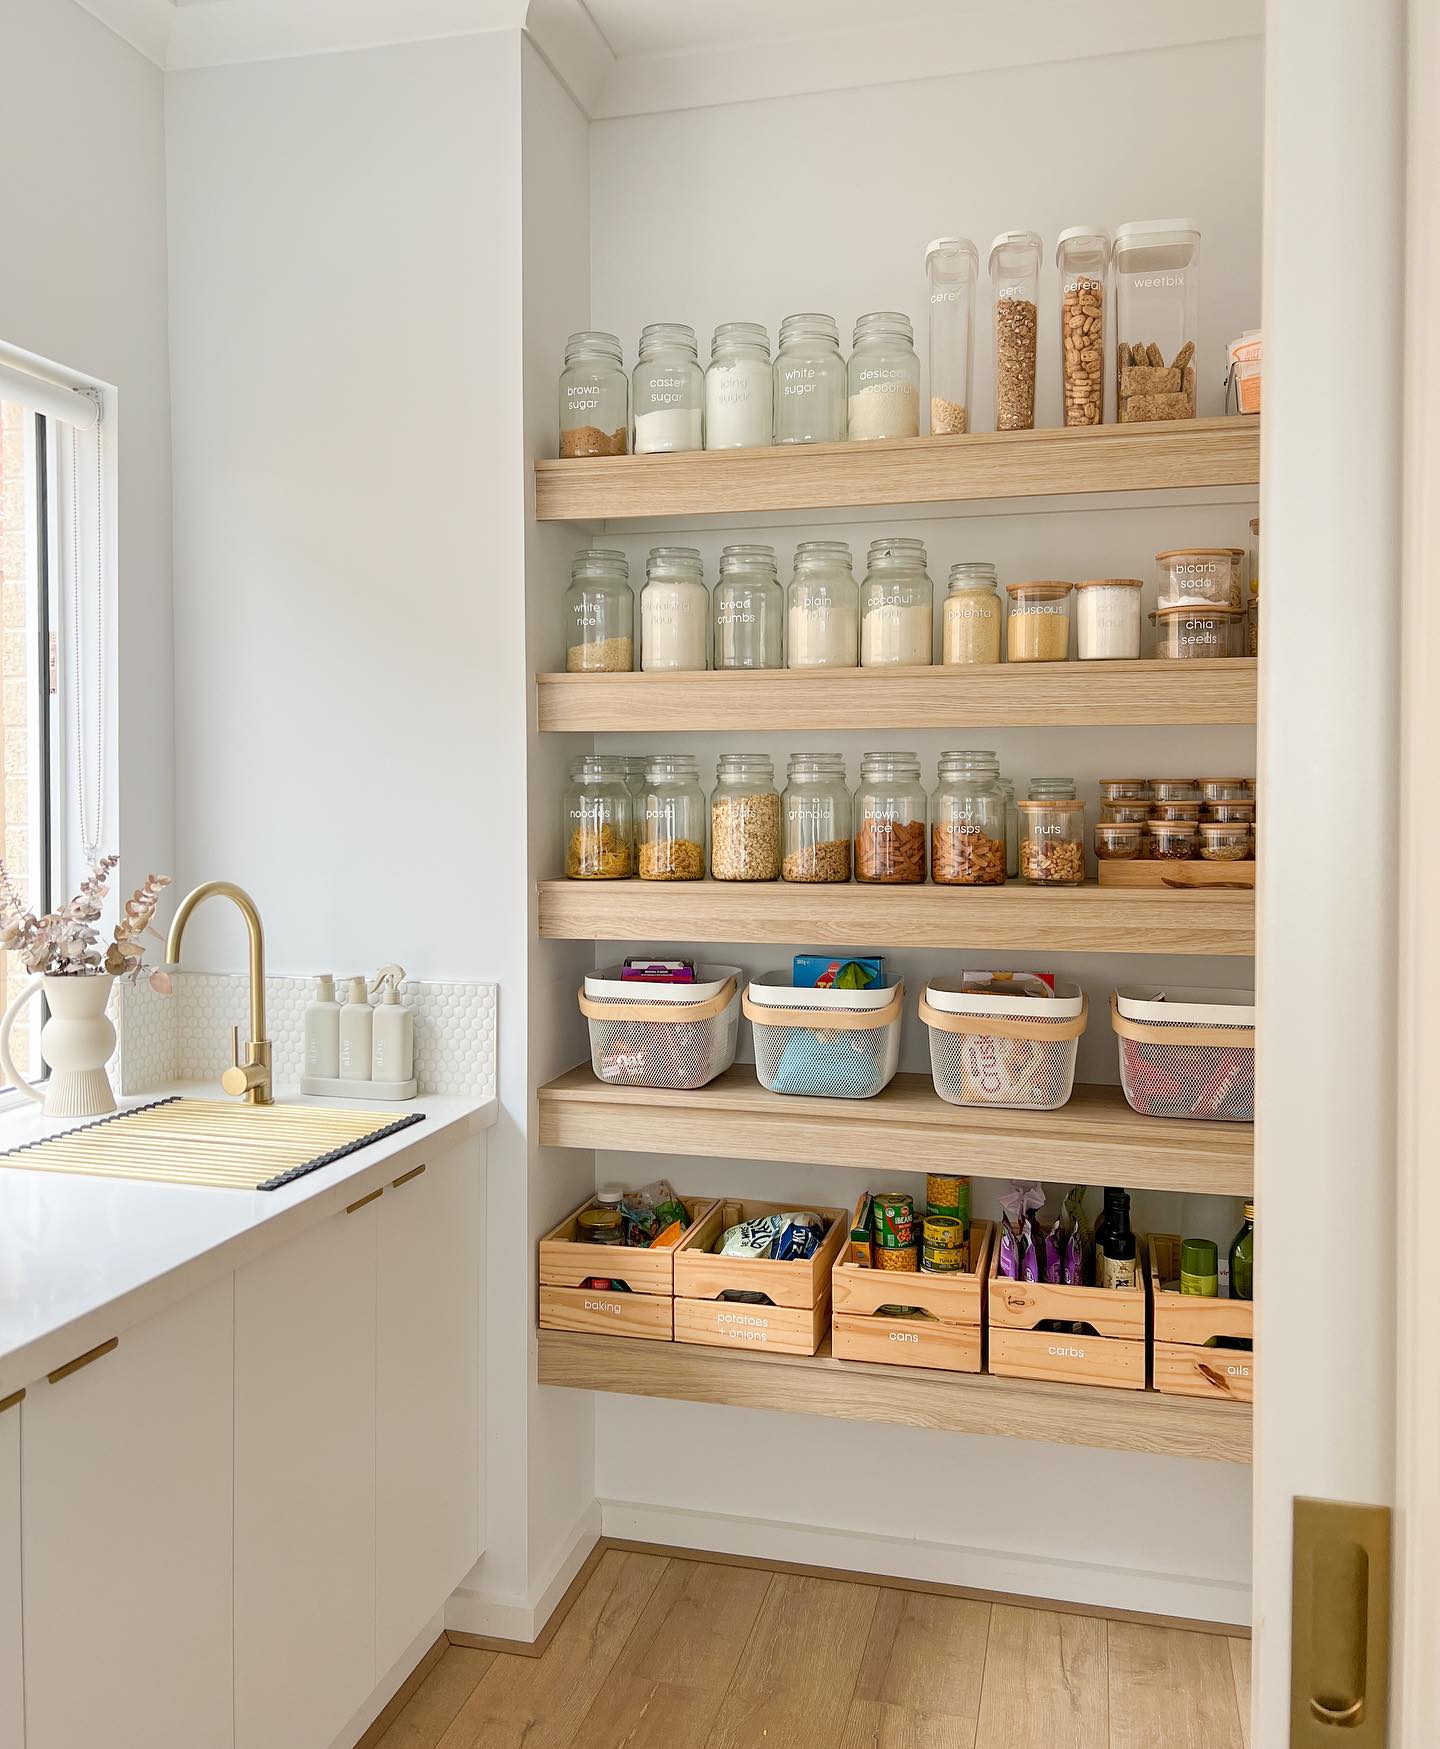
1199, 821, 1252, 862
1095, 822, 1143, 861
1151, 605, 1244, 660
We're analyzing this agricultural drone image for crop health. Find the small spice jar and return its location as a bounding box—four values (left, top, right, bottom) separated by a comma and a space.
774, 313, 847, 444
558, 332, 629, 457
782, 753, 852, 883
1152, 779, 1201, 802
710, 754, 781, 881
931, 750, 1007, 885
564, 548, 634, 673
1151, 605, 1245, 659
855, 751, 927, 884
1155, 548, 1242, 609
638, 755, 707, 881
1151, 800, 1203, 824
1145, 820, 1198, 861
1095, 822, 1143, 861
1028, 777, 1077, 800
942, 562, 1002, 665
1099, 800, 1151, 825
1006, 582, 1073, 662
563, 755, 634, 879
713, 544, 784, 670
632, 323, 703, 454
705, 322, 773, 450
1205, 799, 1256, 826
861, 537, 934, 667
1199, 821, 1252, 862
641, 546, 709, 671
1018, 799, 1086, 885
1199, 778, 1253, 802
847, 312, 920, 441
1075, 578, 1143, 660
1099, 779, 1153, 803
786, 540, 859, 668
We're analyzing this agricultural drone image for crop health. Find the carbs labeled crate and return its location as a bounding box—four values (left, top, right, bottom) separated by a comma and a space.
986, 1235, 1147, 1390
832, 1221, 993, 1373
539, 1194, 717, 1341
1111, 985, 1255, 1122
579, 963, 741, 1090
673, 1199, 848, 1355
744, 975, 904, 1100
919, 979, 1088, 1110
1148, 1234, 1255, 1403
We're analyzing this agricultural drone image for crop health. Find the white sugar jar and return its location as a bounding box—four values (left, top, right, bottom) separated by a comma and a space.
1075, 577, 1143, 660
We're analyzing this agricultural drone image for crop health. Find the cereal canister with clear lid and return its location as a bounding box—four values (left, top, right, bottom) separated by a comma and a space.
989, 230, 1042, 431
1114, 219, 1200, 421
926, 237, 978, 434
1056, 227, 1109, 427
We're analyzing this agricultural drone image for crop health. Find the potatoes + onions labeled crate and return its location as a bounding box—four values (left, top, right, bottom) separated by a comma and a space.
672, 1199, 848, 1356
986, 1234, 1148, 1390
831, 1221, 993, 1373
538, 1194, 716, 1341
1148, 1234, 1255, 1402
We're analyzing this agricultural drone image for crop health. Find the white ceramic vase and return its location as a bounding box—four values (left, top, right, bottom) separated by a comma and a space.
0, 972, 117, 1117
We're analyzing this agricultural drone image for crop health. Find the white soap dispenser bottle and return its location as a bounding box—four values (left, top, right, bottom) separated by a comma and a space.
369, 963, 415, 1084
304, 973, 342, 1078
338, 975, 374, 1080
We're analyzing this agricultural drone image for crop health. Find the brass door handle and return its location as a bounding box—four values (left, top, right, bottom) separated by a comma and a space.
391, 1163, 426, 1189
47, 1337, 119, 1384
1312, 1696, 1366, 1726
1291, 1497, 1390, 1745
345, 1187, 382, 1214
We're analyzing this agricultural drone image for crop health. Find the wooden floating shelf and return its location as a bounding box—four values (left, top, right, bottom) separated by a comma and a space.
538, 878, 1254, 956
538, 1066, 1253, 1197
537, 659, 1257, 733
537, 1330, 1252, 1464
534, 416, 1260, 522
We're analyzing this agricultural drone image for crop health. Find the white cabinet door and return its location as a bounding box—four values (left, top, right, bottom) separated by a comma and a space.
0, 1399, 22, 1749
234, 1201, 377, 1749
21, 1277, 235, 1749
375, 1144, 481, 1673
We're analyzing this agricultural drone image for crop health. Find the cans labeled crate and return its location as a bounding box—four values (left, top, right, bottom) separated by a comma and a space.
919, 979, 1088, 1110
986, 1236, 1147, 1390
743, 976, 904, 1100
1111, 986, 1255, 1121
579, 963, 741, 1090
832, 1221, 993, 1373
1148, 1234, 1255, 1402
673, 1198, 848, 1355
539, 1193, 717, 1341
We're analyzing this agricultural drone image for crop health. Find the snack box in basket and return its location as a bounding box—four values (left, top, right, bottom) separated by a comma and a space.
673, 1199, 848, 1356
986, 1234, 1147, 1390
831, 1221, 993, 1374
1148, 1234, 1255, 1403
539, 1194, 717, 1341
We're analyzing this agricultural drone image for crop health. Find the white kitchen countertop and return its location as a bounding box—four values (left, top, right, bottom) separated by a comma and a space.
0, 1083, 496, 1398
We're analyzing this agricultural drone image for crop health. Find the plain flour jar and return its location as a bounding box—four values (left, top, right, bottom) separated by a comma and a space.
786, 540, 859, 667
1075, 578, 1143, 659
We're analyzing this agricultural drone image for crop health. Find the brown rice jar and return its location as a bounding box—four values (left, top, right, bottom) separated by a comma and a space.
1005, 581, 1073, 662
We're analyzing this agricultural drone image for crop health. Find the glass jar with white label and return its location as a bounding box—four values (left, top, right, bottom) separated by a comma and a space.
942, 561, 1001, 665
638, 755, 707, 881
705, 323, 773, 450
564, 547, 633, 673
1114, 220, 1201, 421
563, 755, 634, 879
847, 312, 920, 441
786, 540, 859, 668
1074, 577, 1142, 660
782, 754, 852, 883
773, 314, 847, 444
925, 236, 978, 434
640, 546, 709, 671
861, 537, 933, 666
558, 332, 628, 457
1018, 799, 1086, 885
988, 230, 1042, 431
632, 324, 703, 453
713, 544, 783, 669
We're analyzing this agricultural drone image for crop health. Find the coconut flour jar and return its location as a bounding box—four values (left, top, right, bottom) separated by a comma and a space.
1075, 578, 1143, 660
861, 537, 933, 666
787, 540, 859, 667
1006, 582, 1073, 662
942, 562, 1002, 665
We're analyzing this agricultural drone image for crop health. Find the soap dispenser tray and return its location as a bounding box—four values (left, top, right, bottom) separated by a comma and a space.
300, 1073, 418, 1102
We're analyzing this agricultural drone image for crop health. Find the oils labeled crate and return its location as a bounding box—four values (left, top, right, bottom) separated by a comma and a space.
831, 1221, 993, 1373
986, 1234, 1147, 1390
538, 1195, 716, 1341
1148, 1234, 1255, 1402
673, 1199, 848, 1356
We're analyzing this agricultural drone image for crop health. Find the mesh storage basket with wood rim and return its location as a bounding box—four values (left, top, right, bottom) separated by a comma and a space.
743, 977, 904, 1100
1111, 985, 1255, 1121
919, 979, 1088, 1110
579, 964, 741, 1090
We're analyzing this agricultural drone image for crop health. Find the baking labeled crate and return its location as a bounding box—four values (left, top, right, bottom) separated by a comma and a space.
673, 1198, 848, 1355
986, 1234, 1148, 1390
832, 1221, 993, 1373
539, 1194, 716, 1341
1148, 1234, 1255, 1403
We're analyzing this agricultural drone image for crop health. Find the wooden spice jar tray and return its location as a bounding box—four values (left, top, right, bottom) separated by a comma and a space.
673, 1199, 849, 1356
831, 1221, 993, 1374
1148, 1234, 1255, 1402
986, 1236, 1148, 1390
1097, 860, 1256, 889
539, 1194, 718, 1341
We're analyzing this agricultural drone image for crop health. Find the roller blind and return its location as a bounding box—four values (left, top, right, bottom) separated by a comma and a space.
0, 353, 101, 429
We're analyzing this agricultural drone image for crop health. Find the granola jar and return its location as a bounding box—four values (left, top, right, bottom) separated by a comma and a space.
931, 751, 1007, 885
861, 537, 934, 667
1099, 800, 1152, 825
989, 230, 1042, 431
1151, 605, 1244, 660
710, 754, 781, 881
641, 546, 709, 671
926, 236, 979, 434
1056, 227, 1109, 427
787, 540, 859, 668
713, 544, 784, 670
1099, 779, 1153, 803
632, 323, 703, 453
638, 755, 707, 881
774, 313, 847, 444
1006, 582, 1073, 662
848, 312, 920, 441
705, 322, 773, 450
563, 756, 634, 879
1095, 822, 1143, 861
564, 548, 634, 673
558, 332, 628, 457
1019, 799, 1086, 885
782, 754, 852, 883
942, 562, 1001, 665
1145, 820, 1198, 861
1199, 821, 1252, 862
855, 752, 928, 884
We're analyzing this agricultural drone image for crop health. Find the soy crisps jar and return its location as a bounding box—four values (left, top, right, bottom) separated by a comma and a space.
782, 753, 852, 883
1006, 581, 1073, 662
713, 543, 784, 670
564, 547, 634, 673
563, 755, 634, 879
942, 562, 1001, 665
931, 751, 1007, 885
855, 751, 927, 884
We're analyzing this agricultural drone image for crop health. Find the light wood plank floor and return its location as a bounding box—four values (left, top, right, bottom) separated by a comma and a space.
375, 1551, 1250, 1749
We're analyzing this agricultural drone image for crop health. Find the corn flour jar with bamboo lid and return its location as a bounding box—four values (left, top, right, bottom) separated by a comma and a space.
1075, 578, 1143, 660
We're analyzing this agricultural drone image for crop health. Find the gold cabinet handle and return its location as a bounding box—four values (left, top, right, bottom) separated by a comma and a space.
1311, 1697, 1366, 1726
0, 1388, 24, 1414
47, 1337, 118, 1384
391, 1163, 426, 1189
346, 1188, 382, 1214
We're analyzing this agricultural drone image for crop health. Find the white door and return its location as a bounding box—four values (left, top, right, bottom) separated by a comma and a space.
0, 1399, 22, 1749
375, 1145, 482, 1673
234, 1201, 377, 1749
20, 1278, 235, 1749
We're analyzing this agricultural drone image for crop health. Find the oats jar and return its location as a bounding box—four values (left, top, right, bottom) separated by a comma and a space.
710, 755, 781, 881
641, 546, 709, 671
558, 332, 628, 457
787, 540, 859, 668
931, 751, 1007, 886
855, 752, 928, 884
713, 544, 784, 670
1075, 578, 1143, 660
774, 313, 847, 444
632, 323, 703, 453
1019, 799, 1086, 885
564, 548, 634, 673
848, 312, 920, 440
1006, 582, 1073, 662
861, 537, 934, 667
782, 754, 852, 883
942, 562, 1001, 665
563, 756, 635, 879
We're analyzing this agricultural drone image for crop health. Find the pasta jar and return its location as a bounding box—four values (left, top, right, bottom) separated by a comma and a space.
1006, 582, 1073, 662
782, 754, 852, 883
1156, 548, 1243, 609
705, 322, 773, 450
564, 548, 634, 673
931, 750, 1006, 886
713, 544, 784, 670
1114, 220, 1200, 421
638, 755, 707, 881
1018, 799, 1086, 885
942, 562, 1001, 665
988, 230, 1042, 431
632, 323, 703, 454
774, 313, 847, 444
710, 755, 781, 881
1199, 821, 1251, 862
787, 540, 858, 668
1151, 605, 1244, 659
1146, 820, 1198, 861
558, 332, 628, 457
855, 752, 927, 884
861, 537, 934, 667
563, 756, 634, 879
1095, 822, 1143, 861
1075, 578, 1143, 660
847, 312, 920, 441
1056, 228, 1109, 427
925, 236, 978, 434
641, 546, 709, 671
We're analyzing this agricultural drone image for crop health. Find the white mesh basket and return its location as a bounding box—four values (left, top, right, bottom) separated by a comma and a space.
1112, 986, 1255, 1122
579, 964, 741, 1090
919, 979, 1088, 1110
742, 978, 904, 1100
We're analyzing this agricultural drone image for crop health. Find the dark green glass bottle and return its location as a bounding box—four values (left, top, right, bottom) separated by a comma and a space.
1229, 1202, 1254, 1301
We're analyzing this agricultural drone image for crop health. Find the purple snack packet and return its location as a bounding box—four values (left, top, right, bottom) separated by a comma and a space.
1042, 1221, 1064, 1285
1019, 1215, 1041, 1282
1063, 1221, 1084, 1287
997, 1185, 1026, 1280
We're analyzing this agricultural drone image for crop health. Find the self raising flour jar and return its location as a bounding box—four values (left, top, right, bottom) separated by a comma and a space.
705, 323, 773, 450
1075, 578, 1143, 660
847, 312, 920, 441
787, 540, 859, 668
632, 323, 703, 453
641, 546, 709, 671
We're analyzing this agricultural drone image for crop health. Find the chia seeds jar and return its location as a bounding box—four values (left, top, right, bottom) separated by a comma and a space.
855, 752, 927, 884
931, 751, 1006, 885
564, 547, 633, 674
847, 312, 920, 440
632, 323, 703, 453
988, 230, 1042, 431
713, 544, 784, 670
641, 546, 709, 671
1114, 220, 1201, 421
786, 540, 859, 668
942, 562, 1002, 665
1151, 605, 1244, 659
861, 537, 934, 667
782, 754, 852, 883
710, 755, 781, 881
705, 322, 773, 450
558, 332, 628, 457
1018, 799, 1085, 885
638, 755, 707, 881
925, 236, 978, 434
563, 755, 634, 879
773, 313, 847, 444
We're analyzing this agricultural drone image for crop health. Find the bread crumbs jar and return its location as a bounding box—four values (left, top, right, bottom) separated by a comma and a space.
558, 331, 628, 457
855, 752, 927, 883
1145, 819, 1198, 861
639, 755, 706, 881
563, 756, 634, 879
1018, 799, 1085, 885
564, 548, 634, 673
713, 544, 784, 670
931, 750, 1007, 885
782, 754, 852, 883
710, 754, 780, 881
1075, 578, 1142, 660
641, 546, 709, 671
942, 562, 1001, 665
1095, 822, 1143, 861
1151, 605, 1244, 660
1006, 582, 1073, 661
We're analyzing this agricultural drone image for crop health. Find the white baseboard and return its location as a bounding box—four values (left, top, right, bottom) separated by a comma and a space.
445, 1498, 601, 1641
598, 1498, 1252, 1627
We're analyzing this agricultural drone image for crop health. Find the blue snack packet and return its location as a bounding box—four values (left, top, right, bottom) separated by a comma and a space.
769, 1211, 825, 1260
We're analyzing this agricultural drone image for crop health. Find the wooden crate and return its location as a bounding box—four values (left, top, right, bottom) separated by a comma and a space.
539, 1194, 716, 1342
986, 1229, 1148, 1390
831, 1221, 993, 1373
1149, 1234, 1255, 1402
673, 1199, 848, 1356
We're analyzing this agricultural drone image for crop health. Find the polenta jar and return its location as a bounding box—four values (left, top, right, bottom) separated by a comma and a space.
1006, 581, 1073, 662
942, 562, 1002, 665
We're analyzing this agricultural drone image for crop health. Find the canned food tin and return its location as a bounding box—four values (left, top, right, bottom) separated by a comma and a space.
923, 1214, 965, 1250
877, 1244, 918, 1272
920, 1243, 964, 1274
578, 1207, 624, 1245
874, 1194, 915, 1248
